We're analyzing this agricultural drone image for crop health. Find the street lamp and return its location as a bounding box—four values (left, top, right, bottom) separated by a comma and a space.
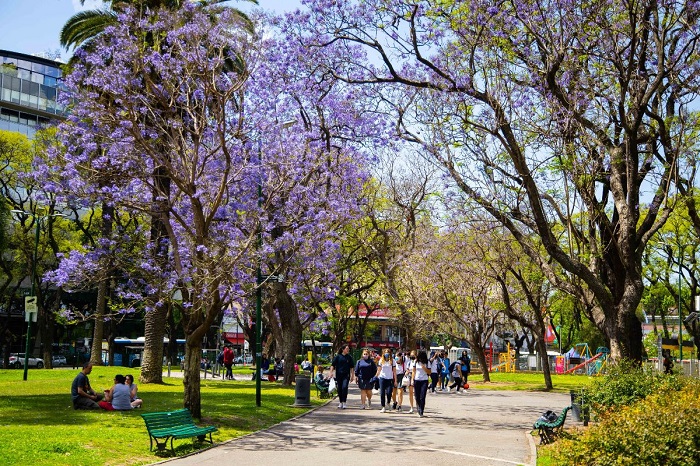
11, 210, 65, 381
254, 119, 296, 407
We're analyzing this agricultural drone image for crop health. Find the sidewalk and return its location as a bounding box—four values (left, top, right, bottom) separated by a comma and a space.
159, 384, 574, 466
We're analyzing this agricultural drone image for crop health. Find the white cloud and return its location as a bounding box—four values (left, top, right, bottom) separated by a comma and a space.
71, 0, 105, 12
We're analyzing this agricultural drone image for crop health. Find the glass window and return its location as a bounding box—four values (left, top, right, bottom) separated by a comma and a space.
1, 57, 17, 67
45, 66, 60, 78
17, 59, 31, 71
43, 76, 56, 87
30, 72, 43, 84
20, 93, 30, 107
45, 86, 56, 100
31, 62, 45, 74
18, 69, 30, 80
11, 90, 20, 104
1, 88, 10, 102
28, 94, 38, 108
25, 80, 40, 96
38, 97, 47, 111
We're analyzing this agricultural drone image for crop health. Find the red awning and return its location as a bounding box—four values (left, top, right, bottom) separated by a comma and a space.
223, 333, 246, 345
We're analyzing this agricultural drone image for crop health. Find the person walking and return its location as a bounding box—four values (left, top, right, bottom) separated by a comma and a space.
412, 350, 431, 417
223, 345, 234, 380
376, 349, 397, 413
405, 350, 416, 413
392, 351, 407, 411
448, 359, 464, 394
428, 351, 440, 393
460, 350, 471, 389
330, 344, 355, 409
440, 351, 450, 391
354, 349, 377, 409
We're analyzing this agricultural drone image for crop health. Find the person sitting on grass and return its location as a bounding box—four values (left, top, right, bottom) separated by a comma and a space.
71, 362, 103, 410
125, 374, 142, 406
99, 374, 143, 411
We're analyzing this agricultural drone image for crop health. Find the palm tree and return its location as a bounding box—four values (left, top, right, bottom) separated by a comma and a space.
60, 0, 256, 51
60, 0, 257, 383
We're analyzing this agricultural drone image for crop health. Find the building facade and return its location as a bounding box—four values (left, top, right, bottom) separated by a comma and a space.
0, 50, 65, 138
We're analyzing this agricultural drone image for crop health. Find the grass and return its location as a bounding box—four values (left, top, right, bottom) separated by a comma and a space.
468, 371, 594, 392
0, 366, 322, 466
0, 366, 591, 465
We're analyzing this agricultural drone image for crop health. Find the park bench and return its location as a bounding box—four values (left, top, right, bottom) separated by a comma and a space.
141, 408, 217, 453
533, 406, 571, 445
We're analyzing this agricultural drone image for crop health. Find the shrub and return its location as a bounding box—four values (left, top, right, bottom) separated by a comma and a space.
545, 382, 700, 465
586, 359, 683, 416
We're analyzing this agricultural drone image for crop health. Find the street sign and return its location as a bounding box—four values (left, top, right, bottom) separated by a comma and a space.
25, 296, 37, 313
24, 296, 38, 323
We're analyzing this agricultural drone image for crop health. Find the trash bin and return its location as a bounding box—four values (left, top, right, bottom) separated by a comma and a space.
293, 374, 311, 407
570, 389, 589, 425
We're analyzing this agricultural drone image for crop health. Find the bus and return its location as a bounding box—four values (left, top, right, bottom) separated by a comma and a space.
111, 337, 186, 368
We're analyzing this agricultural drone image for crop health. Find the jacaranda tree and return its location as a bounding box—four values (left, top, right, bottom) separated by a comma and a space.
296, 0, 700, 362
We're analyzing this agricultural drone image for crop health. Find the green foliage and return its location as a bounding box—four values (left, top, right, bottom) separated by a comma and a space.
546, 381, 700, 465
586, 359, 683, 414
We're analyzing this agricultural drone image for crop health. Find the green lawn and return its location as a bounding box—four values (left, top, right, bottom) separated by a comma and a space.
0, 366, 589, 465
0, 366, 322, 466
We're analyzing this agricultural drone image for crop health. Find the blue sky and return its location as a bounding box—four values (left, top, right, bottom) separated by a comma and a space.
0, 0, 302, 62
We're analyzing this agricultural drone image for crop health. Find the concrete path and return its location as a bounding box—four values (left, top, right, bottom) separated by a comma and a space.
161, 384, 574, 466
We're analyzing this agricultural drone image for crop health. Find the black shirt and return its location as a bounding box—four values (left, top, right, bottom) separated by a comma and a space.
332, 353, 354, 379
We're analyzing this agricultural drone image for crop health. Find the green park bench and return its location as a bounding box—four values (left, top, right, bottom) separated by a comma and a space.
141, 408, 217, 453
533, 406, 571, 445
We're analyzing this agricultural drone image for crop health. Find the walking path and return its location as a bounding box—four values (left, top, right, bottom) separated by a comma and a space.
160, 381, 574, 466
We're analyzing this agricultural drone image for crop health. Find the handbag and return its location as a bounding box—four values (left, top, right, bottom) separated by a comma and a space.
328, 377, 337, 394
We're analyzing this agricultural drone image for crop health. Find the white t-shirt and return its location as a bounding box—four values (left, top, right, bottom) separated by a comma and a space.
414, 362, 429, 381
378, 358, 396, 379
395, 356, 406, 375
429, 357, 439, 372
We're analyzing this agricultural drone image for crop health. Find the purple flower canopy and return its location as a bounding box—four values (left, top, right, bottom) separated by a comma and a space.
44, 5, 386, 320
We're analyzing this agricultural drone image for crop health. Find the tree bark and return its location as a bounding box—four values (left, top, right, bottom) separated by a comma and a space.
182, 339, 203, 418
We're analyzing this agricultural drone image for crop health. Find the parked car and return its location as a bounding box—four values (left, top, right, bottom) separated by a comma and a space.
9, 353, 44, 369
51, 355, 67, 367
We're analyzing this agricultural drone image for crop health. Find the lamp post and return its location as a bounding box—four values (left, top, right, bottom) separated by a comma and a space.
254, 119, 296, 407
677, 242, 683, 363
11, 210, 64, 381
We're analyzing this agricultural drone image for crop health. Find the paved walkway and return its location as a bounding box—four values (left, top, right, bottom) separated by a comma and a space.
160, 382, 574, 466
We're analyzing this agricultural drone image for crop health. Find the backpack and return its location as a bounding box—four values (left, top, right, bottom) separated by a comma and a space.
537, 410, 558, 424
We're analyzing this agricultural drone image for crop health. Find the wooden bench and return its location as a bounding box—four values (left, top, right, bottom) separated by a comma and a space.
533, 406, 571, 444
141, 408, 217, 453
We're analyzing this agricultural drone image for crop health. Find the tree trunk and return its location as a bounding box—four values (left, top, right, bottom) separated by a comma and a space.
473, 343, 491, 383
89, 280, 107, 365
141, 304, 168, 383
182, 339, 202, 418
536, 336, 553, 390
272, 283, 302, 385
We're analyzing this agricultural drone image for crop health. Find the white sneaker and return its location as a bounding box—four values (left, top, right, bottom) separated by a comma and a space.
342, 403, 347, 409
338, 403, 343, 408
447, 387, 452, 392
367, 400, 371, 408
380, 407, 386, 413
362, 404, 367, 410
407, 408, 414, 414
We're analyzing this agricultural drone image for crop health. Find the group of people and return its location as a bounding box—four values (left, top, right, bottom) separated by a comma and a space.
71, 362, 143, 411
327, 345, 471, 418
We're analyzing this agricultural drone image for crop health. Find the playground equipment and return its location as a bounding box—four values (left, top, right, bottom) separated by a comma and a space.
563, 344, 609, 375
491, 342, 516, 372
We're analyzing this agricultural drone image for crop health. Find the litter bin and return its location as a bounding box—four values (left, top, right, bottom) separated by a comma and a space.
570, 389, 589, 425
293, 374, 311, 407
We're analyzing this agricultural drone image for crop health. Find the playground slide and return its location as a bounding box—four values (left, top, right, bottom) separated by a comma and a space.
563, 352, 603, 374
